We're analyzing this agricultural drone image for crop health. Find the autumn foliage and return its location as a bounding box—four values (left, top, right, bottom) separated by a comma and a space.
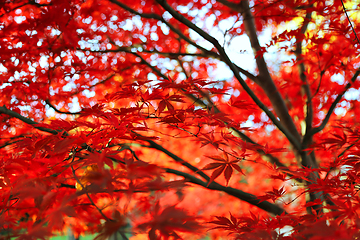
1, 0, 360, 239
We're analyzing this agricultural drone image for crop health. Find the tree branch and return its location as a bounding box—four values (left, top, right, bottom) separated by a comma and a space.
155, 0, 301, 151
142, 138, 211, 182
165, 168, 286, 216
70, 151, 113, 222
216, 0, 324, 213
295, 12, 313, 138
115, 43, 291, 175
0, 105, 60, 135
70, 73, 117, 97
176, 57, 290, 171
138, 133, 295, 213
45, 99, 81, 115
60, 166, 286, 216
79, 47, 214, 58
80, 46, 258, 82
1, 95, 287, 216
294, 12, 320, 179
134, 49, 291, 171
108, 0, 216, 56
217, 0, 302, 144
108, 0, 259, 82
303, 69, 360, 143
0, 139, 22, 149
303, 1, 360, 142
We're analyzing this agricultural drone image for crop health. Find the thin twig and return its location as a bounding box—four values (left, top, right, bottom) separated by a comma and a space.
70, 148, 113, 221
340, 0, 360, 45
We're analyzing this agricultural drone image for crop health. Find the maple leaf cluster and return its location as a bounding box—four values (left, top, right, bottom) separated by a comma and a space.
1, 0, 360, 239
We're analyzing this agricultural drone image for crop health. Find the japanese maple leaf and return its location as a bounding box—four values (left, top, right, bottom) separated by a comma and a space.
46, 205, 77, 229
269, 173, 288, 181
320, 132, 348, 149
209, 212, 240, 232
262, 143, 287, 154
258, 186, 286, 203
94, 210, 128, 240
209, 212, 260, 235
18, 223, 53, 240
197, 132, 224, 149
202, 152, 244, 186
157, 94, 185, 115
228, 98, 257, 110
137, 202, 202, 240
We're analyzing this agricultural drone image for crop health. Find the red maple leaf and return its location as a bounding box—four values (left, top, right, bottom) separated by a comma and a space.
137, 202, 203, 240
202, 152, 244, 186
258, 186, 286, 203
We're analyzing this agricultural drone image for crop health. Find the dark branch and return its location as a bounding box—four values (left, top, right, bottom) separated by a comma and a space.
340, 0, 360, 45
78, 47, 216, 58
108, 0, 257, 82
177, 59, 289, 170
142, 137, 211, 182
165, 168, 286, 216
60, 166, 286, 216
70, 73, 117, 97
217, 0, 304, 147
45, 99, 81, 115
295, 12, 313, 138
0, 92, 287, 216
0, 105, 60, 135
70, 152, 113, 221
155, 0, 301, 150
108, 0, 215, 56
0, 139, 22, 149
81, 47, 258, 82
118, 43, 291, 174
303, 69, 360, 142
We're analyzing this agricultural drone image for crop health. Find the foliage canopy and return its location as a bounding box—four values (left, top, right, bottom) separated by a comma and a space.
1, 0, 360, 239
